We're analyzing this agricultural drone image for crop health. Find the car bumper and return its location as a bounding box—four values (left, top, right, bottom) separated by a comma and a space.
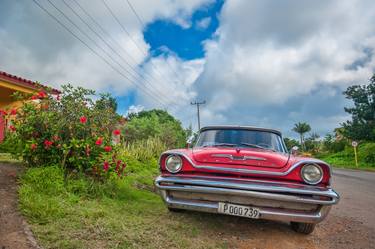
155, 175, 340, 223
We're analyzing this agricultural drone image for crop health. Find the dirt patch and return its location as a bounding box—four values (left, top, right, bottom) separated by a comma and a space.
189, 211, 375, 249
0, 163, 40, 249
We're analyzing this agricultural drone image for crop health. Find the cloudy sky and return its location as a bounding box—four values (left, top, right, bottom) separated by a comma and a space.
1, 0, 374, 138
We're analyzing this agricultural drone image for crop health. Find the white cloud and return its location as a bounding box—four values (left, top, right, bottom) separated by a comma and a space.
136, 54, 205, 128
191, 0, 375, 134
0, 0, 212, 95
196, 17, 211, 30
126, 105, 144, 116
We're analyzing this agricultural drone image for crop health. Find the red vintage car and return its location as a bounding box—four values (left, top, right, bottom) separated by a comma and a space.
155, 126, 340, 234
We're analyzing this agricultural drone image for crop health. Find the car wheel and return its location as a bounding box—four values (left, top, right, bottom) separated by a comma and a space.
290, 222, 316, 234
168, 207, 183, 212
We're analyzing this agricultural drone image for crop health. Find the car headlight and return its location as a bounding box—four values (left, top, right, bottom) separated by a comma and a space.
301, 163, 323, 185
165, 155, 183, 173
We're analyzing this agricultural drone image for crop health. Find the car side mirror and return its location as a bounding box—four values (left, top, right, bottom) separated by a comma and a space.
186, 135, 195, 148
290, 146, 299, 155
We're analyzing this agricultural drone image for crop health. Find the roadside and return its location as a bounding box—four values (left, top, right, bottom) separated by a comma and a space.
2, 162, 375, 249
0, 163, 40, 249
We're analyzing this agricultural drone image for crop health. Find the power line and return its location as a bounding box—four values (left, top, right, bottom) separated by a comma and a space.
32, 0, 168, 108
125, 0, 146, 27
191, 100, 206, 130
72, 0, 139, 66
103, 0, 186, 94
124, 0, 187, 88
102, 0, 148, 57
46, 0, 171, 107
61, 0, 181, 108
50, 0, 186, 110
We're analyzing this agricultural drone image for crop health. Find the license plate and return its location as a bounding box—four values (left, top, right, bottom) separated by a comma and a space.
218, 202, 260, 219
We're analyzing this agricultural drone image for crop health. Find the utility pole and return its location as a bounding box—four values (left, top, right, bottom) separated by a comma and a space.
191, 100, 206, 130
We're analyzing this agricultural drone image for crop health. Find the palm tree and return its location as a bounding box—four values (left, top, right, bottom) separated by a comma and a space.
292, 122, 311, 150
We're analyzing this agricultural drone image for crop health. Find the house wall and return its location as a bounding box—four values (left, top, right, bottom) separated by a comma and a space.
0, 80, 34, 109
0, 80, 35, 142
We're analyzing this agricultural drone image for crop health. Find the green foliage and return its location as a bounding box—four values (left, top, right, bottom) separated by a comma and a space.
342, 74, 375, 141
322, 134, 347, 153
124, 109, 187, 148
319, 142, 375, 168
19, 162, 229, 248
121, 137, 167, 162
303, 132, 320, 152
360, 143, 375, 164
95, 93, 118, 112
1, 85, 124, 178
283, 137, 299, 150
292, 122, 311, 150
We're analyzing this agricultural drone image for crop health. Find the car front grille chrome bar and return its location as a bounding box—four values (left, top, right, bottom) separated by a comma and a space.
155, 176, 339, 205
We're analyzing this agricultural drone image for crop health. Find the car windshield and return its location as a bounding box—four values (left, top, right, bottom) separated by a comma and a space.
195, 129, 287, 153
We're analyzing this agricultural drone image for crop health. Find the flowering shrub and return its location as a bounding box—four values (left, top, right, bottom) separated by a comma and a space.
2, 85, 125, 178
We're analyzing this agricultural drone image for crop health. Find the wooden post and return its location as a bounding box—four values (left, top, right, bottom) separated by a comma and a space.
352, 141, 358, 168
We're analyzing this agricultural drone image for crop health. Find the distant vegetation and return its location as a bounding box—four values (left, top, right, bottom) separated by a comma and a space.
285, 74, 375, 169
124, 109, 189, 149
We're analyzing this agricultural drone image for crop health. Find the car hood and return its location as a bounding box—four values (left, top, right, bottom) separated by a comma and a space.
192, 147, 289, 169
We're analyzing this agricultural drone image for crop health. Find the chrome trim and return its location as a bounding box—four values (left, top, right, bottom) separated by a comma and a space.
160, 150, 332, 178
300, 163, 323, 185
156, 176, 338, 223
165, 154, 183, 173
155, 176, 340, 205
162, 195, 332, 223
211, 153, 267, 161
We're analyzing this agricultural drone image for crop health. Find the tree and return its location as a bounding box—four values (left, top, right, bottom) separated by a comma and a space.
95, 93, 118, 112
292, 122, 311, 150
304, 132, 320, 152
283, 137, 300, 150
124, 109, 187, 148
323, 133, 346, 153
342, 74, 375, 141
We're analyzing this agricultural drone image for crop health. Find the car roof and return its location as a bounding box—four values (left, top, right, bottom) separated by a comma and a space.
200, 125, 282, 136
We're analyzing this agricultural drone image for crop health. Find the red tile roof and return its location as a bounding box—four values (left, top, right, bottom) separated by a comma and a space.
0, 70, 61, 94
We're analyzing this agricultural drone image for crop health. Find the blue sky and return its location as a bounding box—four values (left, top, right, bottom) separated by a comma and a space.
143, 0, 223, 60
0, 0, 374, 138
116, 0, 224, 114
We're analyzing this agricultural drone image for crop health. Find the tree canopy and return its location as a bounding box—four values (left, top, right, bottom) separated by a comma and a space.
124, 109, 187, 148
342, 74, 375, 141
292, 122, 311, 150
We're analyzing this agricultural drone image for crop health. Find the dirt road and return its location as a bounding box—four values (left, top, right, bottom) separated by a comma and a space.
232, 168, 375, 249
0, 163, 39, 249
0, 163, 374, 249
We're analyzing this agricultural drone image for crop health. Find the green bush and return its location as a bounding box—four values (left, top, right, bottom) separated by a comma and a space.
360, 143, 375, 164
1, 85, 125, 178
122, 137, 167, 162
322, 134, 347, 153
124, 109, 187, 148
319, 142, 375, 168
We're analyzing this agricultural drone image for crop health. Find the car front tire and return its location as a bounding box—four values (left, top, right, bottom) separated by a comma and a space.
167, 207, 183, 212
290, 222, 316, 234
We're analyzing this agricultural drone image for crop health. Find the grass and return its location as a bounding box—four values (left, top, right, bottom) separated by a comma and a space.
317, 145, 375, 171
18, 159, 233, 249
0, 152, 21, 163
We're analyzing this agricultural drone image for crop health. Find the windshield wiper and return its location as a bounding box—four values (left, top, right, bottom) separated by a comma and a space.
203, 143, 237, 147
240, 143, 276, 152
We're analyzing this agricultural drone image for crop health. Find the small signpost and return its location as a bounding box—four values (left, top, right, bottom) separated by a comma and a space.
352, 141, 358, 167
